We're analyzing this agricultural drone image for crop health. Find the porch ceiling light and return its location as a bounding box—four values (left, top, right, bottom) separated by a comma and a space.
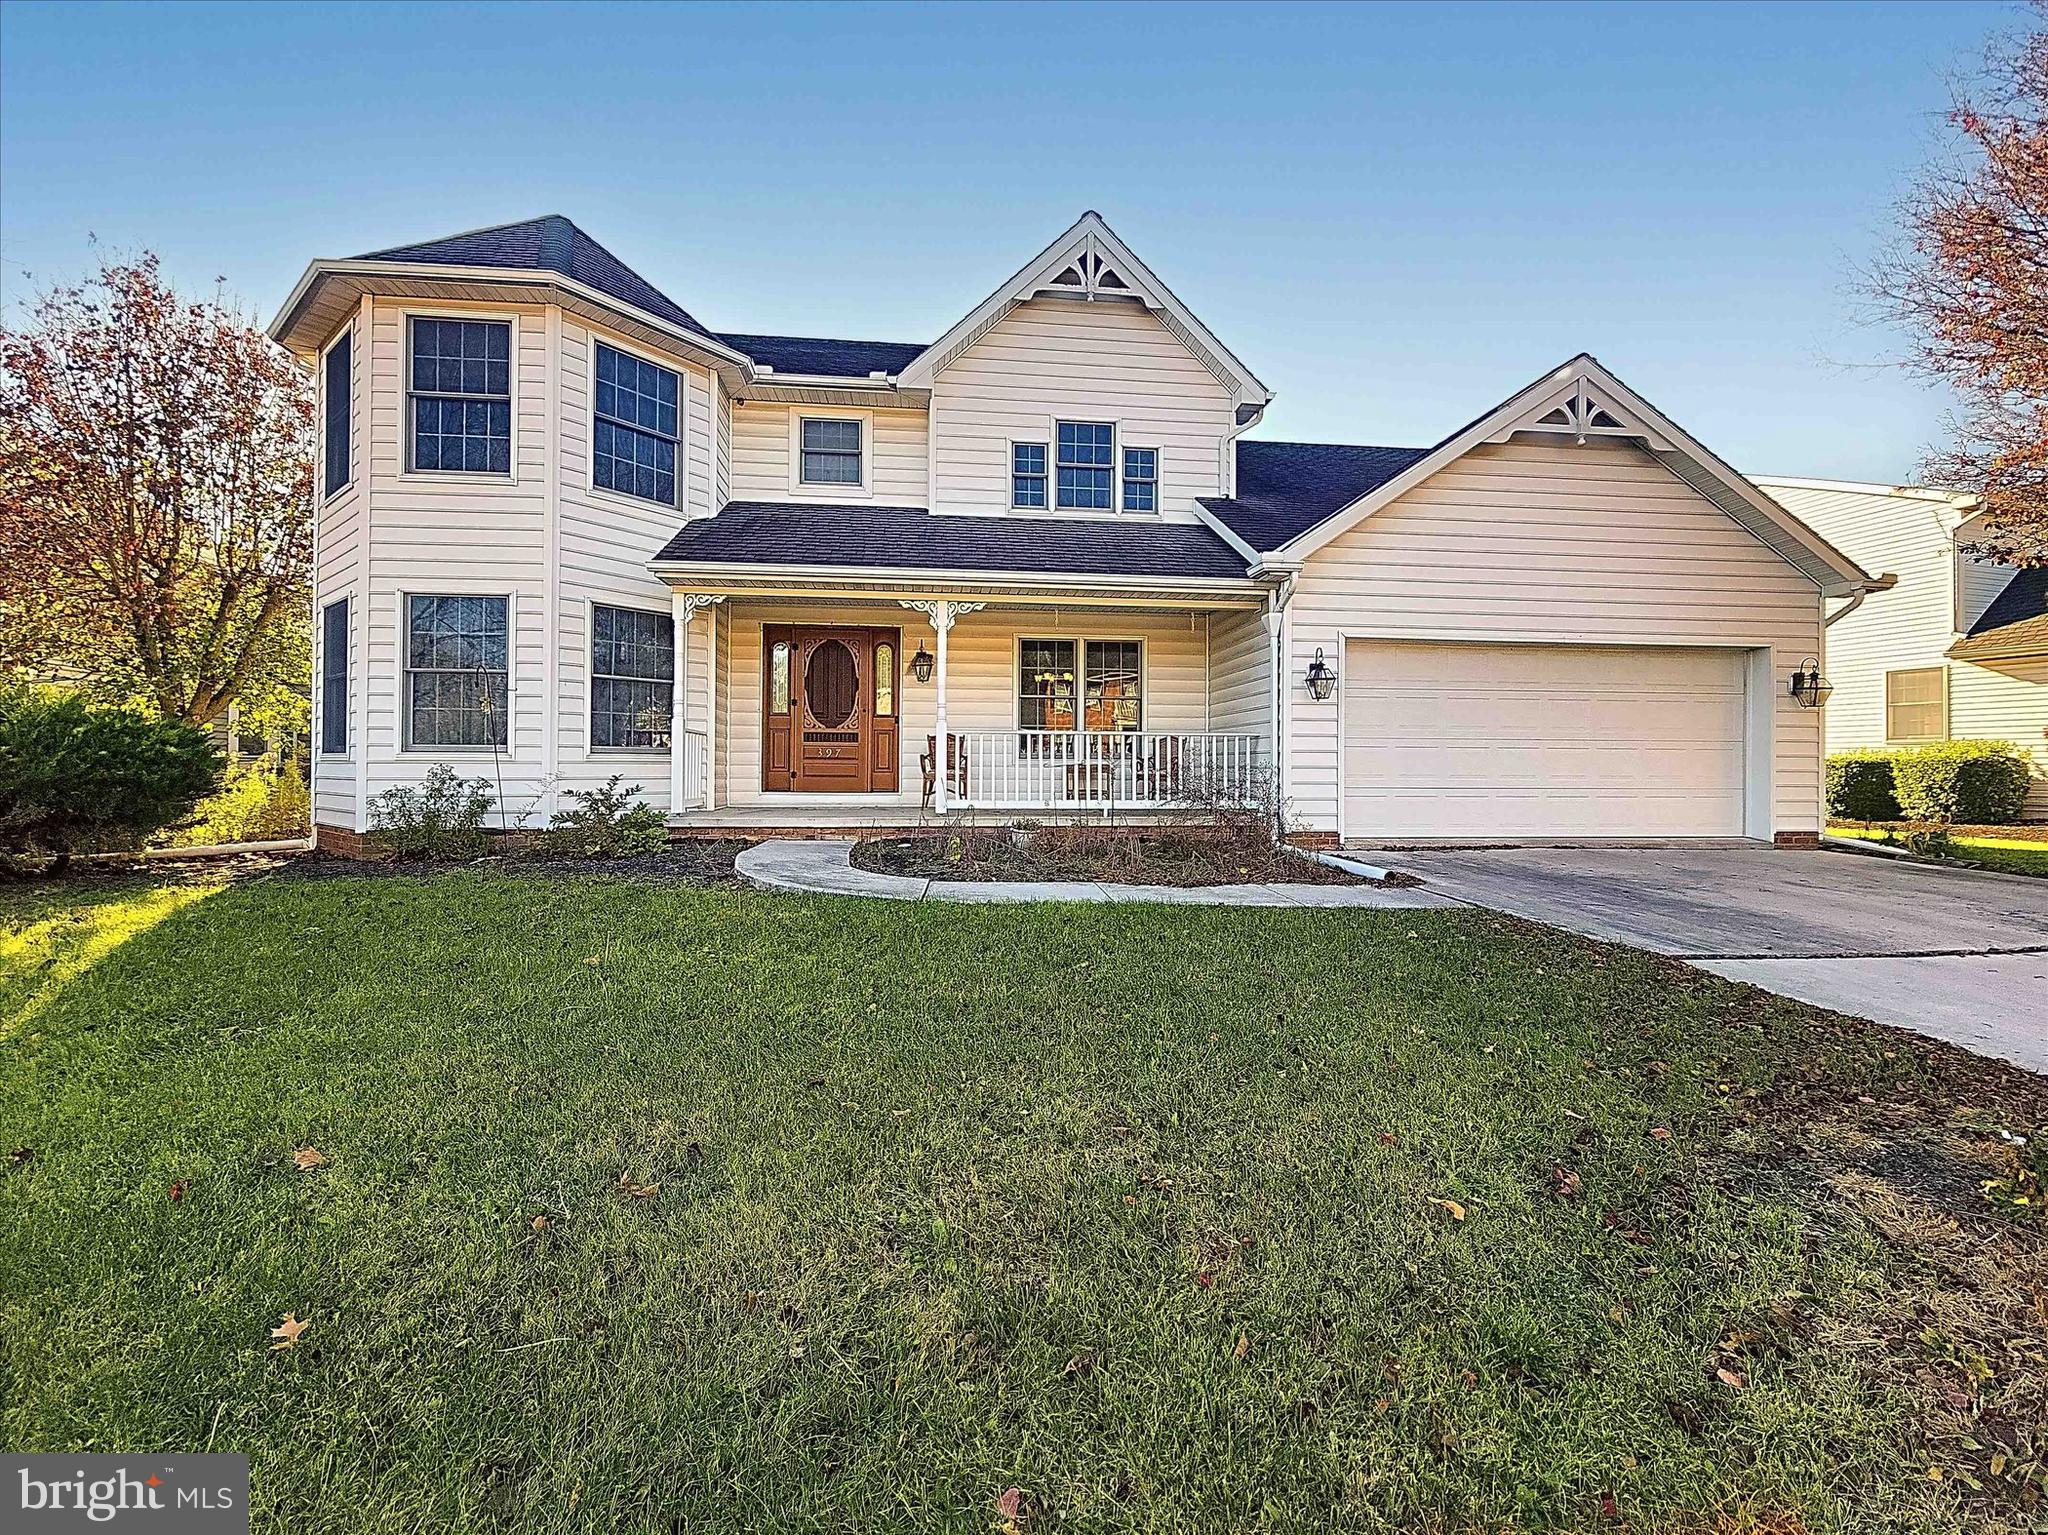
1304, 647, 1337, 702
910, 644, 934, 683
1788, 657, 1831, 709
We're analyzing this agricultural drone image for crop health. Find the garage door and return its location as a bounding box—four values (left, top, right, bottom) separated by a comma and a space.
1342, 640, 1749, 839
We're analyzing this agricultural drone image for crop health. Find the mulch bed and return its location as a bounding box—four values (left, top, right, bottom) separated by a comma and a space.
850, 829, 1368, 886
1832, 820, 2048, 843
271, 841, 749, 887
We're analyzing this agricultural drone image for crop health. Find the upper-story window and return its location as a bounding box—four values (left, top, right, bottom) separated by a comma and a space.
409, 318, 511, 474
593, 342, 679, 506
1056, 421, 1114, 510
322, 330, 352, 497
799, 417, 863, 487
1012, 442, 1048, 508
1122, 447, 1157, 513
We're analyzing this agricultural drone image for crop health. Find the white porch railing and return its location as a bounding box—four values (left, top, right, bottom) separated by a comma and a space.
676, 729, 709, 810
949, 730, 1263, 811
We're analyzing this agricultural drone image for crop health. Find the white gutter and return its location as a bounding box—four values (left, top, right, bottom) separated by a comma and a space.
1825, 573, 1898, 624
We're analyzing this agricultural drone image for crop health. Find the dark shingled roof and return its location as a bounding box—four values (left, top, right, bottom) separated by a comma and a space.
719, 334, 926, 378
358, 215, 713, 339
1200, 440, 1431, 551
653, 503, 1252, 580
1949, 565, 2048, 660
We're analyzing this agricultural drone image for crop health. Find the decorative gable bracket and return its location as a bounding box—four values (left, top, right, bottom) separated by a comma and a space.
1485, 374, 1674, 451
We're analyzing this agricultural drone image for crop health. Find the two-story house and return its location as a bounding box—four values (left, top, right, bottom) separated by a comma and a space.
269, 212, 1885, 852
1755, 477, 2047, 819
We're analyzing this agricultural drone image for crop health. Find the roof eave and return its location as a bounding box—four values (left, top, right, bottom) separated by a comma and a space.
268, 259, 756, 379
644, 556, 1264, 597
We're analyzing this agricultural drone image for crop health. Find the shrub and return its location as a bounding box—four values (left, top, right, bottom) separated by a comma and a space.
536, 776, 667, 859
0, 688, 222, 868
368, 765, 495, 860
1825, 751, 1901, 824
158, 761, 311, 848
1891, 740, 2033, 825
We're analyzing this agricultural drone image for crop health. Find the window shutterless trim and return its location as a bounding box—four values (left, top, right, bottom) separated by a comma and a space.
399, 591, 514, 753
319, 597, 350, 756
788, 409, 872, 496
321, 328, 353, 500
1054, 419, 1116, 510
1121, 446, 1157, 513
1883, 664, 1949, 744
588, 598, 676, 754
590, 338, 682, 508
401, 309, 517, 480
1011, 440, 1048, 509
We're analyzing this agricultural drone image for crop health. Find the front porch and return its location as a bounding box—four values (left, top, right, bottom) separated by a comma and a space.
658, 581, 1275, 825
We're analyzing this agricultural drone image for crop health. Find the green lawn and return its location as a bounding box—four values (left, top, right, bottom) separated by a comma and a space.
3, 869, 2043, 1533
1828, 825, 2048, 879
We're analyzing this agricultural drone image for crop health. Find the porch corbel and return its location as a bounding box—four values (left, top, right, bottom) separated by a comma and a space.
669, 592, 725, 814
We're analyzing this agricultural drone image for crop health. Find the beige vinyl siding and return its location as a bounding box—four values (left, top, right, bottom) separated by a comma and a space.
312, 311, 365, 829
356, 300, 548, 826
1951, 657, 2048, 819
728, 402, 929, 504
715, 604, 1213, 807
552, 317, 714, 811
1757, 480, 1958, 755
930, 299, 1233, 515
1206, 608, 1269, 741
1290, 439, 1824, 837
1958, 554, 2019, 634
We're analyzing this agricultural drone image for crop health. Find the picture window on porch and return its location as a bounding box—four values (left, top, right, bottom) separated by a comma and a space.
1884, 666, 1946, 743
404, 595, 509, 748
591, 603, 674, 750
1018, 638, 1142, 733
799, 417, 863, 486
1055, 421, 1114, 509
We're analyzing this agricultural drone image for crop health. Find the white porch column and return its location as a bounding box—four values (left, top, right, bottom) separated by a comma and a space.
668, 592, 724, 813
899, 598, 986, 815
933, 600, 952, 814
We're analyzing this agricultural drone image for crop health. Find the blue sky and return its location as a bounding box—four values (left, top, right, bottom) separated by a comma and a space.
0, 0, 2014, 479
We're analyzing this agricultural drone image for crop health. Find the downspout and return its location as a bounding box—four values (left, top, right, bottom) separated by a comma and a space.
1823, 575, 1894, 627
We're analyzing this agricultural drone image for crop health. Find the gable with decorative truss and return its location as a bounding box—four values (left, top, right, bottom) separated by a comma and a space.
896, 212, 1270, 420
1485, 374, 1674, 450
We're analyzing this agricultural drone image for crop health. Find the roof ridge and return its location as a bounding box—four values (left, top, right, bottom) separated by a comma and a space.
719, 330, 926, 348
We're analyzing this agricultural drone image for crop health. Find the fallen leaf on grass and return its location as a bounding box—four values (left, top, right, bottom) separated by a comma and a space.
1063, 1352, 1095, 1378
1990, 1451, 2008, 1476
1377, 1132, 1397, 1147
9, 1147, 32, 1165
581, 956, 602, 966
1648, 1127, 1672, 1141
168, 1180, 188, 1203
1431, 1197, 1467, 1222
1193, 1270, 1214, 1289
1549, 1166, 1582, 1200
1715, 1366, 1748, 1389
616, 1173, 660, 1199
995, 1486, 1027, 1534
1233, 1333, 1250, 1360
531, 1214, 550, 1231
293, 1147, 327, 1170
269, 1313, 309, 1351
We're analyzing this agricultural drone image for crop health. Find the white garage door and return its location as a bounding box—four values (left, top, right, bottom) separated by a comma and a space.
1342, 640, 1749, 839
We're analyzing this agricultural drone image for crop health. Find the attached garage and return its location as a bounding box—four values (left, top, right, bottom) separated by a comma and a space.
1341, 640, 1754, 839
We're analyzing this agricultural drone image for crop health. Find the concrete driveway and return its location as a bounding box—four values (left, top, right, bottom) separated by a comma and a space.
1369, 845, 2048, 1073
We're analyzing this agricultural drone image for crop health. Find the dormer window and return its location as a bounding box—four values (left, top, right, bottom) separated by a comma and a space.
799, 417, 863, 487
1122, 447, 1157, 512
1056, 421, 1114, 510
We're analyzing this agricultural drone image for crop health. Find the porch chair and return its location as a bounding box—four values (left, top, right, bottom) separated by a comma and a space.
921, 733, 967, 810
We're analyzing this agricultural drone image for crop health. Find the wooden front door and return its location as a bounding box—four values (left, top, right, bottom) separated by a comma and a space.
763, 625, 900, 792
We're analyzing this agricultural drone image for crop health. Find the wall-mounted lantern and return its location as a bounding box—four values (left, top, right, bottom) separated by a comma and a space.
1788, 657, 1831, 709
1304, 647, 1337, 702
910, 644, 935, 683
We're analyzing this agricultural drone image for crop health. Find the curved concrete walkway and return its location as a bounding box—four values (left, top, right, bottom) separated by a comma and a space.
735, 839, 1456, 907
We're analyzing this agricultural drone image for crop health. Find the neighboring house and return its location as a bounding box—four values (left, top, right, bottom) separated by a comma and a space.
269, 212, 1884, 852
1754, 478, 2048, 821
